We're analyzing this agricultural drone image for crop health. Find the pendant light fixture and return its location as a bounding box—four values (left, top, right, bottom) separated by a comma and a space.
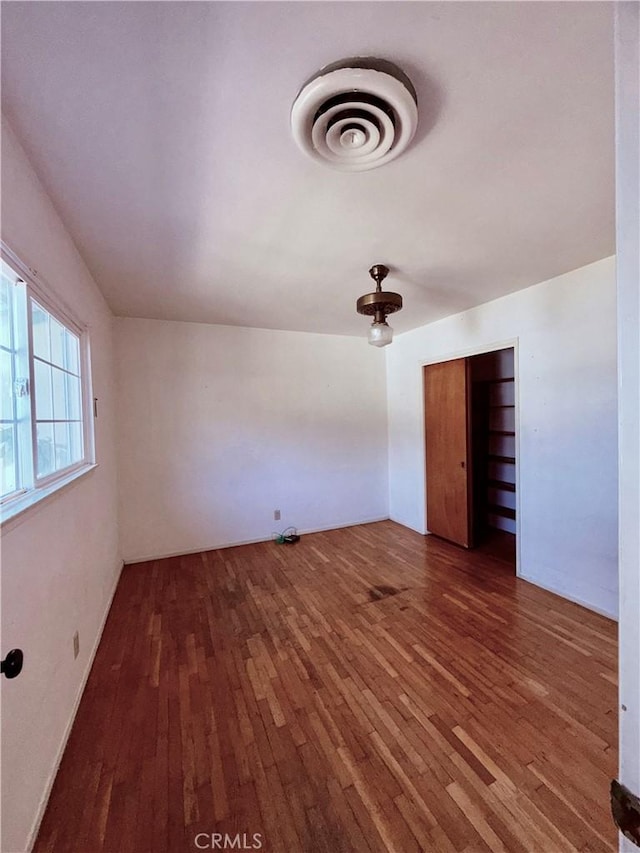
356, 264, 403, 347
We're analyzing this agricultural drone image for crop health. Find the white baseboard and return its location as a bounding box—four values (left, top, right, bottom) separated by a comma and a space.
297, 516, 390, 537
123, 516, 390, 565
391, 517, 427, 536
26, 558, 125, 852
518, 573, 618, 621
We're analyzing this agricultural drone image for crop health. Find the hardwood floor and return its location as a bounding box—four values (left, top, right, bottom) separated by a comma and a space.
34, 521, 617, 852
473, 530, 516, 569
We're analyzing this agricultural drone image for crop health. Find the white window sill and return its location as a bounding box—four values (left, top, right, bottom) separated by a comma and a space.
0, 463, 98, 532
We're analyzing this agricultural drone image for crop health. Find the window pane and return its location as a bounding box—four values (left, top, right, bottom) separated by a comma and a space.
36, 422, 55, 478
1, 349, 14, 421
54, 421, 70, 470
50, 316, 65, 368
0, 423, 17, 497
31, 301, 50, 361
65, 329, 80, 376
0, 273, 12, 350
69, 421, 84, 464
51, 365, 68, 420
21, 288, 90, 489
66, 373, 81, 421
34, 359, 53, 420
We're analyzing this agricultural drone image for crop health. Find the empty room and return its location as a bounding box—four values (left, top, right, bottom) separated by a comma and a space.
1, 2, 639, 852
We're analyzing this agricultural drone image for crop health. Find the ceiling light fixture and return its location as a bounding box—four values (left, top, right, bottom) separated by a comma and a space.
357, 264, 403, 347
291, 57, 418, 171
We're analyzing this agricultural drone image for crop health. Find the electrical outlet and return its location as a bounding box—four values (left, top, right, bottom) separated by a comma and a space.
274, 509, 281, 521
73, 631, 80, 659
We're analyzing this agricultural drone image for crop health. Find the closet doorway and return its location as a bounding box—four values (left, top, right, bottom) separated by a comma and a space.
424, 346, 517, 570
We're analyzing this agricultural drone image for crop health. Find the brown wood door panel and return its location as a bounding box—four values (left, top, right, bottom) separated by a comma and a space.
424, 358, 471, 547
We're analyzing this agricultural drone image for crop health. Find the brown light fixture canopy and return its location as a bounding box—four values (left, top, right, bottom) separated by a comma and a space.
356, 264, 403, 347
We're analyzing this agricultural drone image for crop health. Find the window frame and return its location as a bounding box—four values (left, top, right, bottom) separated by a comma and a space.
1, 271, 29, 502
0, 242, 96, 521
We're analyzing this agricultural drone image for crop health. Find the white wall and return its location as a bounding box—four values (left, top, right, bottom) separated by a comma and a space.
387, 256, 618, 618
0, 117, 121, 852
615, 3, 640, 848
116, 318, 388, 563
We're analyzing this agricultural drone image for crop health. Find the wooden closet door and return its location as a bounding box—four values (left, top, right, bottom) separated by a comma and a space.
424, 358, 472, 547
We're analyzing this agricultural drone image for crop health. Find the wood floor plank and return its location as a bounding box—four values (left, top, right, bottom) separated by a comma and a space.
34, 521, 617, 852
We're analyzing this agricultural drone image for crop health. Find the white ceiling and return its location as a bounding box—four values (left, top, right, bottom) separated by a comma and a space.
1, 1, 615, 337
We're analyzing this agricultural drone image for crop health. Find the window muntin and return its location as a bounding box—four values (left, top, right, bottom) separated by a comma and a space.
0, 251, 93, 514
30, 298, 84, 479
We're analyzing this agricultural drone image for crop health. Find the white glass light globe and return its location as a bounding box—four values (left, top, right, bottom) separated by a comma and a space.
368, 321, 393, 347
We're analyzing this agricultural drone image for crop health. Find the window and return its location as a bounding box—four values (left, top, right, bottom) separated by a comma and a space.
0, 250, 94, 520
